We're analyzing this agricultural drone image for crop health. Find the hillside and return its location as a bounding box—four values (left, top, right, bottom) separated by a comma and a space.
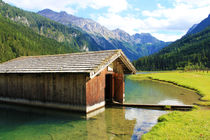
0, 0, 101, 52
187, 14, 210, 35
134, 27, 210, 70
0, 15, 78, 63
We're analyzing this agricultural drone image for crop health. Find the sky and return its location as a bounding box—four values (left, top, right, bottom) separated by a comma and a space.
3, 0, 210, 41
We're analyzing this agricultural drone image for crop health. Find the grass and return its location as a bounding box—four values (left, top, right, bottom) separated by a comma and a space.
128, 71, 210, 139
142, 110, 210, 140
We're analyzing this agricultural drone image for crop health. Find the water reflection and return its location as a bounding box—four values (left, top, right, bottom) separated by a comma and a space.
0, 103, 166, 140
125, 108, 166, 140
125, 78, 200, 105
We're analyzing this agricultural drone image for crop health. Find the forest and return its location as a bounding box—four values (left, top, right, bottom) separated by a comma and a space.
0, 0, 100, 53
134, 27, 210, 71
0, 15, 78, 63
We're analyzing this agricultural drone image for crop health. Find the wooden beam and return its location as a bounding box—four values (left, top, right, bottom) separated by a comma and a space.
111, 101, 194, 111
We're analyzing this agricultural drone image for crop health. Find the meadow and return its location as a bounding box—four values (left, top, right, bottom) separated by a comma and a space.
128, 71, 210, 139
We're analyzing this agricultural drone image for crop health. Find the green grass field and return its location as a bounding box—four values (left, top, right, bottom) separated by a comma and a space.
142, 110, 210, 140
128, 71, 210, 139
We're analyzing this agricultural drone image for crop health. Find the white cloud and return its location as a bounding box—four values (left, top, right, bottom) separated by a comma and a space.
88, 0, 128, 13
152, 33, 185, 42
3, 0, 210, 41
175, 0, 210, 7
157, 3, 164, 9
134, 8, 141, 12
3, 0, 128, 14
142, 0, 210, 30
97, 13, 145, 35
96, 13, 183, 41
96, 0, 210, 41
4, 0, 76, 14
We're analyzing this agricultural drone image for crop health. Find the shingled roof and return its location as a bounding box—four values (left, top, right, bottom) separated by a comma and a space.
0, 50, 136, 78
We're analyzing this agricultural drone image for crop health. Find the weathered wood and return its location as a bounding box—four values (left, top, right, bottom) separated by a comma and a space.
86, 69, 107, 106
0, 50, 136, 113
114, 73, 124, 103
0, 73, 86, 106
111, 102, 194, 111
0, 50, 136, 77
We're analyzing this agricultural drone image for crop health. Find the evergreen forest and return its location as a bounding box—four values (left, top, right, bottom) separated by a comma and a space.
0, 15, 78, 63
134, 27, 210, 71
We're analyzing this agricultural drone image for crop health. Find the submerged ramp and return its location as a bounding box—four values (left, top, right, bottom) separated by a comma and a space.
111, 101, 194, 111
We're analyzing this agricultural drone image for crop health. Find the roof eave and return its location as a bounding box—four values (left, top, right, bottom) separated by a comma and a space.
118, 50, 137, 74
89, 50, 136, 79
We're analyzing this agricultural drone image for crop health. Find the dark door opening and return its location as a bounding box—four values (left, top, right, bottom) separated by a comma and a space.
105, 74, 113, 103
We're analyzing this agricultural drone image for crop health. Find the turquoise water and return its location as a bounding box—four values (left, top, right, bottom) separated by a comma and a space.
125, 78, 200, 105
0, 76, 199, 140
0, 104, 166, 140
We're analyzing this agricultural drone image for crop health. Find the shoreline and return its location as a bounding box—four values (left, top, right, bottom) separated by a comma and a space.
127, 76, 202, 105
127, 72, 210, 139
128, 72, 210, 106
146, 77, 209, 106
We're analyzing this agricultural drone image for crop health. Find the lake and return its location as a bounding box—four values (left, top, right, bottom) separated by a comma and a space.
0, 75, 200, 140
125, 78, 200, 105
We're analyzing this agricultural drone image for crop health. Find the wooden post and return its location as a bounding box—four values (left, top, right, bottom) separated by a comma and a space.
114, 73, 124, 103
112, 73, 115, 102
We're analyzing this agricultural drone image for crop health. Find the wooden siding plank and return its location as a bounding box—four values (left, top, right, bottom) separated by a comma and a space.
68, 74, 73, 105
0, 73, 87, 109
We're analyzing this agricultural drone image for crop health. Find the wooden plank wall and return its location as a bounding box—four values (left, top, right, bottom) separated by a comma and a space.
114, 73, 124, 103
0, 73, 86, 106
86, 59, 125, 106
113, 60, 125, 103
113, 59, 124, 74
86, 69, 107, 106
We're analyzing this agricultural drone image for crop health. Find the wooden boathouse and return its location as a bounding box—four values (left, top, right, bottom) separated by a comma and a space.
0, 50, 136, 113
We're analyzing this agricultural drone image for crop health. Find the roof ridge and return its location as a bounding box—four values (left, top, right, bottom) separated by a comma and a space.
0, 50, 121, 65
0, 49, 136, 76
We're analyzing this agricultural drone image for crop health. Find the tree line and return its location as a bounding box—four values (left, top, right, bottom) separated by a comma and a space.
133, 27, 210, 71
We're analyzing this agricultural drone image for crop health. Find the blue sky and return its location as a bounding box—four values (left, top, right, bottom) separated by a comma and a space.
4, 0, 210, 41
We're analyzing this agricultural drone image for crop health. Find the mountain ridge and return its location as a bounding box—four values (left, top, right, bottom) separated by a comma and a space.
38, 9, 170, 60
186, 14, 210, 35
38, 9, 165, 43
0, 0, 170, 61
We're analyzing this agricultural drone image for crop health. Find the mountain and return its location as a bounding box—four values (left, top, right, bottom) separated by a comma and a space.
112, 28, 132, 42
134, 27, 210, 71
38, 9, 170, 60
132, 33, 161, 44
0, 14, 78, 63
0, 0, 101, 52
0, 0, 169, 61
38, 9, 123, 40
187, 14, 210, 35
186, 24, 198, 34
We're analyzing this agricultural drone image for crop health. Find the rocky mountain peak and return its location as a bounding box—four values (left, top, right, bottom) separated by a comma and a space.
38, 9, 169, 60
132, 33, 159, 44
60, 11, 68, 15
38, 9, 55, 14
112, 28, 132, 42
133, 33, 152, 37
